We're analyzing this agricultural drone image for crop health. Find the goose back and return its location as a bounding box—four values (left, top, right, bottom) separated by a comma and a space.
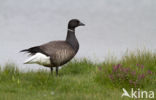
39, 41, 76, 66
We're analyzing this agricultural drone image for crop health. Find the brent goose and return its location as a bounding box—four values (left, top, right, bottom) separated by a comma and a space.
21, 19, 85, 76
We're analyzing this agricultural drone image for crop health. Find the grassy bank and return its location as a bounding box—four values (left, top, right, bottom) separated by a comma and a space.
0, 50, 156, 100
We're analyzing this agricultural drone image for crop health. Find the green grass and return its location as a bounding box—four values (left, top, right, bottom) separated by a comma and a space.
0, 50, 156, 100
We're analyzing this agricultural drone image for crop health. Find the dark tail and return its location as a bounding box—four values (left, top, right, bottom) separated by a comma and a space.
20, 46, 41, 55
20, 49, 28, 52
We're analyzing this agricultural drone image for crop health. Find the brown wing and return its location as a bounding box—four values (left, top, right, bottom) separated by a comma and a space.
40, 41, 76, 66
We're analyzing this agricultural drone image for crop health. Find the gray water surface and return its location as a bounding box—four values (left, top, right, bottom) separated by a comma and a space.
0, 0, 156, 70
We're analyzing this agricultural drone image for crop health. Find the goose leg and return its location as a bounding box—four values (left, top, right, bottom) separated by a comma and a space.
50, 67, 53, 75
56, 67, 58, 76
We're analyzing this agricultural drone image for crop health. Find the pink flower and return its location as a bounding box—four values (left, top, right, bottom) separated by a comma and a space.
129, 80, 133, 84
141, 65, 144, 69
113, 64, 121, 72
122, 67, 130, 73
131, 71, 136, 76
138, 74, 145, 80
147, 70, 152, 74
109, 74, 114, 80
98, 66, 102, 71
136, 64, 140, 67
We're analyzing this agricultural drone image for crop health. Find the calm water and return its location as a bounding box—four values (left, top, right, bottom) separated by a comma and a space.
0, 0, 156, 70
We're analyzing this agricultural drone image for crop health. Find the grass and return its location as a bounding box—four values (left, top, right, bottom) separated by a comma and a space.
0, 50, 156, 100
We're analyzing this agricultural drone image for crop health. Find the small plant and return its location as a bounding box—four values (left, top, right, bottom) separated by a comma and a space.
96, 63, 154, 88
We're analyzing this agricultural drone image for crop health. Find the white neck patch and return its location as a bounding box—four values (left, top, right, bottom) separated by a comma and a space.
68, 29, 74, 32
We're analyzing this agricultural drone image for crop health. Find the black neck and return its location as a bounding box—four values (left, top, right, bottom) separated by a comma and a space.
66, 28, 79, 53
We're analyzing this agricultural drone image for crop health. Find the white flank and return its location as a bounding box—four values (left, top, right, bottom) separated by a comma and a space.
24, 53, 51, 66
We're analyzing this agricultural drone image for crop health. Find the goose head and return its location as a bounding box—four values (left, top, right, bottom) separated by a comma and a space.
68, 19, 85, 30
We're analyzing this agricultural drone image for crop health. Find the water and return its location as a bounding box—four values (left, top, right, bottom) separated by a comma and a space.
0, 0, 156, 70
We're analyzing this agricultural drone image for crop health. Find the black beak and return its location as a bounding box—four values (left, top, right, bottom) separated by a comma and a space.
79, 22, 85, 26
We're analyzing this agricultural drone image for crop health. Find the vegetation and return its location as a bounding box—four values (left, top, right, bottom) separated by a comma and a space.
0, 50, 155, 100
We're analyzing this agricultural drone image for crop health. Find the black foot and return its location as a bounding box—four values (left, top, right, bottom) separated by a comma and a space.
56, 67, 58, 76
50, 67, 53, 75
